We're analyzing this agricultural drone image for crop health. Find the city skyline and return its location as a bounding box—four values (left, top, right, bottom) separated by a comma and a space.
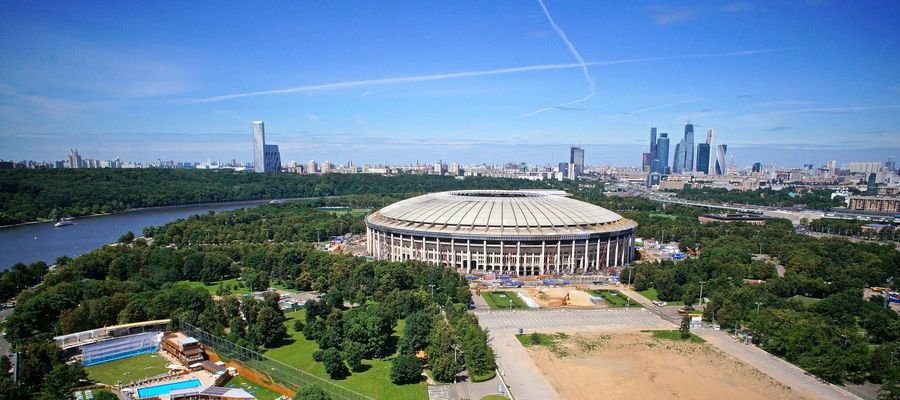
2, 2, 899, 166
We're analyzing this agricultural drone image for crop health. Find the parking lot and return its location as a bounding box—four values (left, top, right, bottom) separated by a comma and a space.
477, 308, 674, 332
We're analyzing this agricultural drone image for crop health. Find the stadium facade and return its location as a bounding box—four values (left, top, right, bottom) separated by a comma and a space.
365, 190, 638, 276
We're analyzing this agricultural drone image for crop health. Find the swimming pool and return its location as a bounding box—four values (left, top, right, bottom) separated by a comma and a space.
136, 378, 201, 398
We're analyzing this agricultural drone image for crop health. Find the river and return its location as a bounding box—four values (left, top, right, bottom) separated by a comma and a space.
0, 200, 277, 270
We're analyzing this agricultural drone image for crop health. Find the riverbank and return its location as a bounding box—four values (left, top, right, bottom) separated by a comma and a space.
0, 196, 334, 230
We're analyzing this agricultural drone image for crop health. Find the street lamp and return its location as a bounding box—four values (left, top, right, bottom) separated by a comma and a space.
754, 301, 763, 313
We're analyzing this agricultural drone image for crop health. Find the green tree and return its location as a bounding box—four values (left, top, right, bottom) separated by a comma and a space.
343, 341, 367, 372
399, 310, 433, 355
320, 348, 349, 379
390, 354, 423, 384
118, 231, 135, 244
253, 306, 286, 348
294, 385, 331, 400
427, 319, 461, 382
680, 314, 691, 339
37, 363, 86, 400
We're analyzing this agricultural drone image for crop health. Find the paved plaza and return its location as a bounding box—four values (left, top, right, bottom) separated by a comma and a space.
477, 307, 675, 332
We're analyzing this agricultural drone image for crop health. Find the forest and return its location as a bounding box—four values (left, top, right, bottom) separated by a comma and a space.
0, 200, 495, 399
0, 169, 557, 225
673, 186, 847, 210
578, 189, 900, 390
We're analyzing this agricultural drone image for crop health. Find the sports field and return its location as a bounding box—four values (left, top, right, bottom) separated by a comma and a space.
85, 353, 169, 385
636, 287, 683, 306
482, 291, 526, 309
264, 310, 427, 400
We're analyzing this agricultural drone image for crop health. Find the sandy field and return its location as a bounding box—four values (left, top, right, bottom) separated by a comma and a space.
526, 332, 808, 400
519, 286, 597, 307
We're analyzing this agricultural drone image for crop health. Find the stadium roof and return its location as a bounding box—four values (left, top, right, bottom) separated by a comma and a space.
366, 190, 637, 239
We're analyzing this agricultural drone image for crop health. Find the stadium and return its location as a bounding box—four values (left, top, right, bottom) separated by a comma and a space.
365, 190, 638, 275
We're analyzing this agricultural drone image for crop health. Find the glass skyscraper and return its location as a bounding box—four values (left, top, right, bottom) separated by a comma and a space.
569, 146, 584, 178
682, 123, 694, 172
696, 143, 711, 174
656, 133, 670, 174
715, 144, 728, 175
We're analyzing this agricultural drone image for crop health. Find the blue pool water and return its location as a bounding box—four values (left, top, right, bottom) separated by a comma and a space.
137, 379, 201, 398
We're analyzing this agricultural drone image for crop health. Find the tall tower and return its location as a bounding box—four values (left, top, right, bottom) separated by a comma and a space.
569, 146, 584, 178
656, 133, 670, 174
696, 143, 711, 174
683, 123, 694, 172
252, 121, 266, 173
705, 128, 713, 145
673, 143, 682, 173
715, 144, 728, 175
649, 127, 658, 164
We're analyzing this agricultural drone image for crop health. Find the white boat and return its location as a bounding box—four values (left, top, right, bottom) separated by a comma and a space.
54, 220, 74, 227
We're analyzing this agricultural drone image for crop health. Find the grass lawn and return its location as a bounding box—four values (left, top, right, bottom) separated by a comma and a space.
589, 290, 640, 307
481, 396, 509, 400
636, 288, 683, 306
176, 278, 252, 296
790, 295, 822, 306
318, 207, 371, 217
645, 330, 706, 343
85, 353, 169, 385
264, 310, 427, 400
224, 375, 282, 400
481, 291, 526, 309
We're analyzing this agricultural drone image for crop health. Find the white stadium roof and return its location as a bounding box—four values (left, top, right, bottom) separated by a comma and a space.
366, 190, 637, 239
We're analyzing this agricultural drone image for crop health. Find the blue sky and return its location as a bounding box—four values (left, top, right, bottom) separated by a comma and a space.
1, 1, 899, 167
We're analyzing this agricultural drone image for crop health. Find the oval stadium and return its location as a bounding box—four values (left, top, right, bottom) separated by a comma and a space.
365, 190, 638, 276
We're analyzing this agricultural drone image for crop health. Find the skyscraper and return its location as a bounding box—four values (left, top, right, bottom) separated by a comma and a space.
705, 128, 713, 145
68, 149, 82, 169
252, 121, 266, 173
752, 162, 762, 173
649, 128, 658, 161
570, 146, 584, 178
673, 143, 682, 173
696, 143, 711, 174
682, 123, 694, 172
715, 144, 728, 175
656, 133, 670, 174
264, 144, 281, 173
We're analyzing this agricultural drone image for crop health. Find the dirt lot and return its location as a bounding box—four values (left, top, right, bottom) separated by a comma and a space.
519, 286, 597, 307
525, 332, 808, 400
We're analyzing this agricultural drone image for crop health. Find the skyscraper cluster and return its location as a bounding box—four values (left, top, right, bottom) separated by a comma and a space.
251, 121, 282, 173
644, 123, 727, 177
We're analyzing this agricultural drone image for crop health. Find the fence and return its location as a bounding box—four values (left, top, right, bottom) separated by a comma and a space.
175, 319, 375, 400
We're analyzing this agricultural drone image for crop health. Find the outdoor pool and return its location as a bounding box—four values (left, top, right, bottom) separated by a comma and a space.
136, 378, 201, 398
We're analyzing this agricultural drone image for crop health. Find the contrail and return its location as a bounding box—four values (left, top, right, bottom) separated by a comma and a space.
517, 0, 596, 118
183, 48, 793, 104
600, 99, 698, 119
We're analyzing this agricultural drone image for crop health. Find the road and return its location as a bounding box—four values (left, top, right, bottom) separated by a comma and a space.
695, 328, 861, 400
0, 308, 11, 356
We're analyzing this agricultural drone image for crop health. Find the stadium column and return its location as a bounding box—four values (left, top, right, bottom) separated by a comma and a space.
466, 239, 472, 274
540, 241, 546, 275
555, 242, 562, 274
366, 228, 371, 254
614, 239, 620, 267
595, 238, 601, 272
451, 238, 456, 268
583, 240, 589, 273
570, 240, 576, 274
500, 240, 505, 274
516, 241, 521, 276
606, 239, 611, 268
483, 241, 488, 273
399, 234, 404, 261
422, 236, 427, 263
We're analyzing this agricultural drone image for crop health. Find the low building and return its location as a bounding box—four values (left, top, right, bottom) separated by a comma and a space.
169, 385, 256, 399
698, 214, 770, 225
848, 196, 900, 213
162, 333, 205, 366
